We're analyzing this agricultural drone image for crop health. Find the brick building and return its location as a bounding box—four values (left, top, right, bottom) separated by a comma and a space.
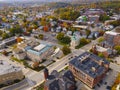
92, 45, 117, 58
101, 31, 120, 49
69, 52, 109, 88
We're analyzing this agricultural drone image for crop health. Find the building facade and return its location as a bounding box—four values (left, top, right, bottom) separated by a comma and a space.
101, 31, 120, 49
69, 52, 109, 88
0, 36, 17, 49
0, 60, 24, 85
92, 45, 117, 58
26, 43, 54, 62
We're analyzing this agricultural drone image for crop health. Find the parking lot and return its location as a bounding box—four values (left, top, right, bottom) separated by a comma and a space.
94, 70, 118, 90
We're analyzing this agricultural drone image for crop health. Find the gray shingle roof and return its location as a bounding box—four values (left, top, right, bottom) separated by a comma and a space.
44, 70, 76, 90
69, 52, 109, 78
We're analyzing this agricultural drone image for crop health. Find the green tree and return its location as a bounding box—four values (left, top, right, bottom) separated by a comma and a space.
47, 15, 58, 21
62, 46, 71, 55
59, 9, 80, 21
86, 30, 91, 38
80, 38, 89, 45
99, 14, 110, 22
98, 37, 105, 43
61, 36, 71, 44
56, 33, 71, 44
39, 34, 44, 40
9, 26, 23, 36
114, 46, 120, 54
75, 38, 90, 49
0, 30, 3, 36
2, 33, 9, 39
109, 20, 120, 27
56, 33, 65, 41
98, 53, 104, 58
40, 17, 49, 26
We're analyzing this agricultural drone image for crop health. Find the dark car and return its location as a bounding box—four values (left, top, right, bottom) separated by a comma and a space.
106, 86, 111, 90
97, 84, 100, 87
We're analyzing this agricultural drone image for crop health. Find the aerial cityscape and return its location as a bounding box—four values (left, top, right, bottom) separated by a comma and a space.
0, 0, 120, 90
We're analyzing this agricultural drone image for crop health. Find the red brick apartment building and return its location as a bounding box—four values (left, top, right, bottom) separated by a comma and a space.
101, 30, 120, 49
69, 52, 110, 88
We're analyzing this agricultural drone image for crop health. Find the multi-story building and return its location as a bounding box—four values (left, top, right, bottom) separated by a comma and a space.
101, 30, 120, 49
43, 68, 76, 90
0, 36, 17, 49
13, 48, 26, 60
69, 52, 110, 88
0, 60, 24, 85
92, 45, 117, 58
70, 34, 81, 48
25, 43, 54, 62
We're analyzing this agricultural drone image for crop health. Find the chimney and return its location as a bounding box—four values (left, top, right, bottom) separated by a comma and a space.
43, 68, 49, 80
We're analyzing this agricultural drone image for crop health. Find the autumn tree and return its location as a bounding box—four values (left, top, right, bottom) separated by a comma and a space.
44, 26, 49, 32
32, 61, 39, 69
17, 37, 23, 43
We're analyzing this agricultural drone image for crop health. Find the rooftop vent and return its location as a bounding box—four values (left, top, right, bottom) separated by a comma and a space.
99, 60, 104, 66
92, 67, 96, 72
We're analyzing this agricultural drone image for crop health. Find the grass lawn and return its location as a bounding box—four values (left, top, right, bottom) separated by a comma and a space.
112, 73, 120, 90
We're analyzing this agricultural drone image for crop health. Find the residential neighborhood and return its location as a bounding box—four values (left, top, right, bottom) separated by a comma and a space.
0, 0, 120, 90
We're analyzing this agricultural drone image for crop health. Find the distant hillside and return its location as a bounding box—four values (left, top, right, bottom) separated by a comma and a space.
47, 2, 71, 8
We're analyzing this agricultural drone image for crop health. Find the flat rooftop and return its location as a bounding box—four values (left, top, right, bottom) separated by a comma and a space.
34, 44, 46, 51
95, 45, 107, 52
105, 31, 120, 36
26, 43, 53, 56
0, 36, 17, 46
69, 52, 109, 78
73, 25, 88, 29
0, 60, 22, 75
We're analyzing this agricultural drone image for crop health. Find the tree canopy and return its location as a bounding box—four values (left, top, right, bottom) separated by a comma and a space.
62, 46, 71, 55
99, 14, 110, 22
55, 8, 80, 21
56, 33, 71, 45
2, 33, 9, 39
9, 26, 23, 36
